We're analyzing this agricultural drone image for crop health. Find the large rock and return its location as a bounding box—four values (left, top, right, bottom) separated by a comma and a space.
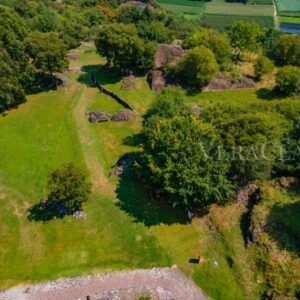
204, 73, 256, 91
154, 44, 185, 69
88, 111, 111, 123
111, 109, 137, 122
150, 70, 167, 92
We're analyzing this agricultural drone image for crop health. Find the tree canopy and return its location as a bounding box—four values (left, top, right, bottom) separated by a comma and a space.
183, 28, 231, 68
25, 31, 68, 76
228, 21, 264, 55
96, 23, 155, 72
140, 115, 234, 208
174, 46, 219, 88
47, 163, 91, 210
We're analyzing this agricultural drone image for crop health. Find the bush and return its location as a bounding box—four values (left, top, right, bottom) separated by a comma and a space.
254, 55, 274, 79
276, 66, 300, 96
47, 163, 91, 210
271, 34, 300, 67
175, 46, 219, 88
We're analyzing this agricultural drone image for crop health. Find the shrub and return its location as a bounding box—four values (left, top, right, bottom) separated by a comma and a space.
175, 46, 219, 88
276, 66, 300, 96
254, 55, 274, 79
47, 163, 91, 210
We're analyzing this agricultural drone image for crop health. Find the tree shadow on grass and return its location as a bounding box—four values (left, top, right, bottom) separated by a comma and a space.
27, 73, 63, 95
115, 171, 189, 227
27, 200, 71, 222
266, 199, 300, 255
256, 88, 286, 100
77, 64, 121, 87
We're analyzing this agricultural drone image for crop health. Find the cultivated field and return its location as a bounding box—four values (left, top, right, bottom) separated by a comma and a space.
205, 0, 274, 16
202, 0, 274, 28
276, 0, 300, 12
156, 0, 205, 18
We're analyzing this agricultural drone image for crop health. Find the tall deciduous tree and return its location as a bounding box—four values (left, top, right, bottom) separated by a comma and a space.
95, 23, 155, 72
0, 47, 25, 110
140, 116, 234, 208
270, 34, 300, 67
228, 21, 264, 57
25, 31, 68, 77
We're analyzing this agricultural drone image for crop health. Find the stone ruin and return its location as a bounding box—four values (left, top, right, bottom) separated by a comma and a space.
88, 111, 111, 123
154, 44, 185, 69
88, 109, 137, 123
111, 109, 137, 122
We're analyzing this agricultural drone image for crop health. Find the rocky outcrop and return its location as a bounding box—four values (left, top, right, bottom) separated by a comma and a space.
154, 44, 185, 69
88, 111, 111, 123
111, 109, 137, 122
204, 74, 256, 91
150, 70, 167, 92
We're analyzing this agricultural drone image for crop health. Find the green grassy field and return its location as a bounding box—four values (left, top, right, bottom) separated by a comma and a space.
280, 15, 300, 23
0, 44, 285, 299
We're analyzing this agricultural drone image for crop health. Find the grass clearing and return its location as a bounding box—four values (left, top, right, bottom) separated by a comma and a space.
0, 43, 288, 299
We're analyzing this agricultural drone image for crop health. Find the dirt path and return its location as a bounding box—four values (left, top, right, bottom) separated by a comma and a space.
0, 268, 207, 300
73, 84, 114, 197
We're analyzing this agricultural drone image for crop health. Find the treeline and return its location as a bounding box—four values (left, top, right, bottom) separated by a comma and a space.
0, 0, 202, 111
136, 87, 300, 210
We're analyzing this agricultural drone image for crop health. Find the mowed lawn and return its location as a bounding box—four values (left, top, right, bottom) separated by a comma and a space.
0, 44, 266, 299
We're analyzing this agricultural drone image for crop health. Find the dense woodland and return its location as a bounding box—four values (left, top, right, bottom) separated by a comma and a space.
0, 0, 300, 299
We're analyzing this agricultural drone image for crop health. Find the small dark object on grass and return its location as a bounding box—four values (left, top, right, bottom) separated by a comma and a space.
189, 258, 200, 264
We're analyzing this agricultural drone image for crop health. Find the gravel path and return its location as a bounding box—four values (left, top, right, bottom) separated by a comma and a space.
0, 268, 208, 300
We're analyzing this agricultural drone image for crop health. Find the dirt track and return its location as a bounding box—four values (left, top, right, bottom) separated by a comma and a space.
0, 268, 208, 300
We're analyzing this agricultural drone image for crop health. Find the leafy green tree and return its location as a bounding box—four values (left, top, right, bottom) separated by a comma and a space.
203, 103, 290, 183
228, 21, 264, 57
254, 55, 274, 79
47, 163, 91, 210
25, 31, 68, 77
96, 23, 155, 72
276, 66, 300, 96
0, 5, 29, 108
270, 34, 300, 66
140, 116, 234, 208
144, 86, 188, 120
0, 47, 25, 110
175, 46, 219, 88
276, 117, 300, 177
116, 5, 143, 24
183, 28, 232, 68
137, 21, 174, 44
